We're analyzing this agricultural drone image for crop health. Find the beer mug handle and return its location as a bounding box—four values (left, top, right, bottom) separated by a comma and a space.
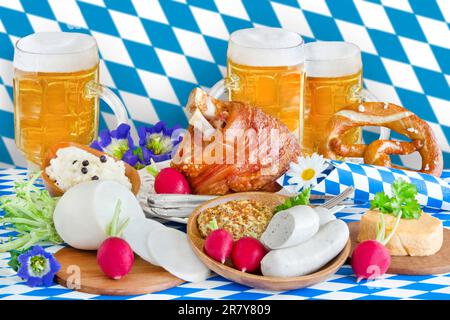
85, 81, 129, 125
209, 75, 240, 100
360, 88, 390, 140
209, 79, 226, 99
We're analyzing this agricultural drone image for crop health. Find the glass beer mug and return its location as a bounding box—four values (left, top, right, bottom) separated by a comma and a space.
209, 28, 305, 137
302, 41, 389, 154
13, 32, 128, 169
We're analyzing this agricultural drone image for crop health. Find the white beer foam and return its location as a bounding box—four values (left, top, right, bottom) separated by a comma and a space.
228, 28, 304, 67
305, 41, 362, 78
14, 32, 98, 73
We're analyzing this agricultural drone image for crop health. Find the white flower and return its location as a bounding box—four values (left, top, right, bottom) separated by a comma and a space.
286, 153, 329, 191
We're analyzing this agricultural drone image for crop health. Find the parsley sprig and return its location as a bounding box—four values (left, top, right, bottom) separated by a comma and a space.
275, 187, 311, 213
370, 179, 421, 220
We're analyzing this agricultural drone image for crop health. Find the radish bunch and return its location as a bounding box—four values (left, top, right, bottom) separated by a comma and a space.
203, 219, 266, 273
97, 200, 134, 280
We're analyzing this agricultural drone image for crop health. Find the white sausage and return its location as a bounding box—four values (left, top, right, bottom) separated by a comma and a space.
260, 205, 319, 250
314, 207, 336, 226
261, 219, 349, 277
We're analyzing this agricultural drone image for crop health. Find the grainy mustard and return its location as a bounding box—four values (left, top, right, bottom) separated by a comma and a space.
197, 200, 274, 240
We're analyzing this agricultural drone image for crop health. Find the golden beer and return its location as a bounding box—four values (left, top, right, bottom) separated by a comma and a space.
13, 32, 128, 168
14, 66, 99, 166
212, 28, 305, 136
302, 42, 363, 154
228, 60, 304, 133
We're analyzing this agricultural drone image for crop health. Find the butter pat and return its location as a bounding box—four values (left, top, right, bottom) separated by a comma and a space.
358, 210, 443, 256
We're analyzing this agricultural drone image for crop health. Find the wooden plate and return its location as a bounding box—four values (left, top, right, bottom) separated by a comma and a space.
187, 192, 351, 291
349, 222, 450, 275
54, 247, 183, 296
41, 141, 141, 197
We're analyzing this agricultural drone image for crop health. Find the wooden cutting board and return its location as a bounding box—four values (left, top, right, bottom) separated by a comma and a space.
349, 222, 450, 275
54, 247, 184, 296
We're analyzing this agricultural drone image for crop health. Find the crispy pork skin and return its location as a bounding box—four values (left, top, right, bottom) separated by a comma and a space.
171, 88, 301, 195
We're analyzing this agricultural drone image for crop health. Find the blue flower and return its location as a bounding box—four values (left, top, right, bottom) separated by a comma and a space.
16, 246, 60, 287
91, 122, 185, 168
91, 123, 137, 163
137, 121, 184, 166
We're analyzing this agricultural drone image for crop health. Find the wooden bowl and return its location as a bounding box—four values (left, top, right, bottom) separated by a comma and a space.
187, 192, 351, 291
41, 141, 141, 197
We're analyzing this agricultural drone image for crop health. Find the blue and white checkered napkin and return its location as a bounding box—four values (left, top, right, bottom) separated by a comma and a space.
278, 160, 450, 211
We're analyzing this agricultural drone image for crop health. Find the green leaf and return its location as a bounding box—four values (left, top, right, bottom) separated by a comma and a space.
370, 192, 392, 213
400, 197, 422, 220
274, 187, 311, 213
8, 249, 28, 272
370, 178, 421, 221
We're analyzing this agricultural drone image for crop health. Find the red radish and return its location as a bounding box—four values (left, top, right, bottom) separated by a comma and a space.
97, 237, 134, 279
231, 237, 266, 273
351, 240, 391, 282
351, 211, 401, 282
97, 200, 134, 279
154, 168, 191, 194
204, 219, 233, 263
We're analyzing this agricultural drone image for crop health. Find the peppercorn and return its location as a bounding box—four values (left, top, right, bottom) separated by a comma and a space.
82, 160, 89, 166
91, 175, 99, 180
81, 167, 88, 174
99, 155, 107, 163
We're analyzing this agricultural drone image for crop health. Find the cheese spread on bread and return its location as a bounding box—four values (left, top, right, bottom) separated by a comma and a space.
358, 210, 443, 256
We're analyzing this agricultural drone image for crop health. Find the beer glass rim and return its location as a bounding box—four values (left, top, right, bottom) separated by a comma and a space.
15, 32, 97, 56
305, 41, 361, 62
305, 41, 361, 77
14, 32, 99, 73
230, 28, 304, 50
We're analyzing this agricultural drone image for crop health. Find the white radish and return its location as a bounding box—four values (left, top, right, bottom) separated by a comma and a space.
314, 207, 336, 226
261, 219, 349, 277
147, 228, 210, 282
53, 181, 144, 250
260, 205, 319, 250
122, 217, 164, 266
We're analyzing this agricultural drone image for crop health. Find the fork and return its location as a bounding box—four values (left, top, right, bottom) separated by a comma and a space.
320, 186, 354, 209
141, 186, 355, 223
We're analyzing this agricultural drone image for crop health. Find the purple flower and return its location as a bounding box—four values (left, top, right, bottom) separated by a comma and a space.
91, 122, 185, 169
17, 246, 60, 287
91, 123, 135, 161
122, 149, 139, 167
137, 121, 184, 166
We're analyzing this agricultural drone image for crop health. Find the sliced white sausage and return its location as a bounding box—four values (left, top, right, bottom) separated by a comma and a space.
261, 219, 349, 277
260, 205, 319, 250
147, 227, 211, 282
314, 207, 336, 226
122, 217, 164, 266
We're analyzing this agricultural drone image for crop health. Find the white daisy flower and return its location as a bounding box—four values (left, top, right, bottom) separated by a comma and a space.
286, 153, 329, 192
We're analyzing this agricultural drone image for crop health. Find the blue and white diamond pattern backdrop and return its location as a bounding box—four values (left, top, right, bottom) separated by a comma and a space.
0, 0, 449, 168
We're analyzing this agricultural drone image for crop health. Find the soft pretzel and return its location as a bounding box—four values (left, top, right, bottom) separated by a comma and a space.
318, 102, 443, 177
